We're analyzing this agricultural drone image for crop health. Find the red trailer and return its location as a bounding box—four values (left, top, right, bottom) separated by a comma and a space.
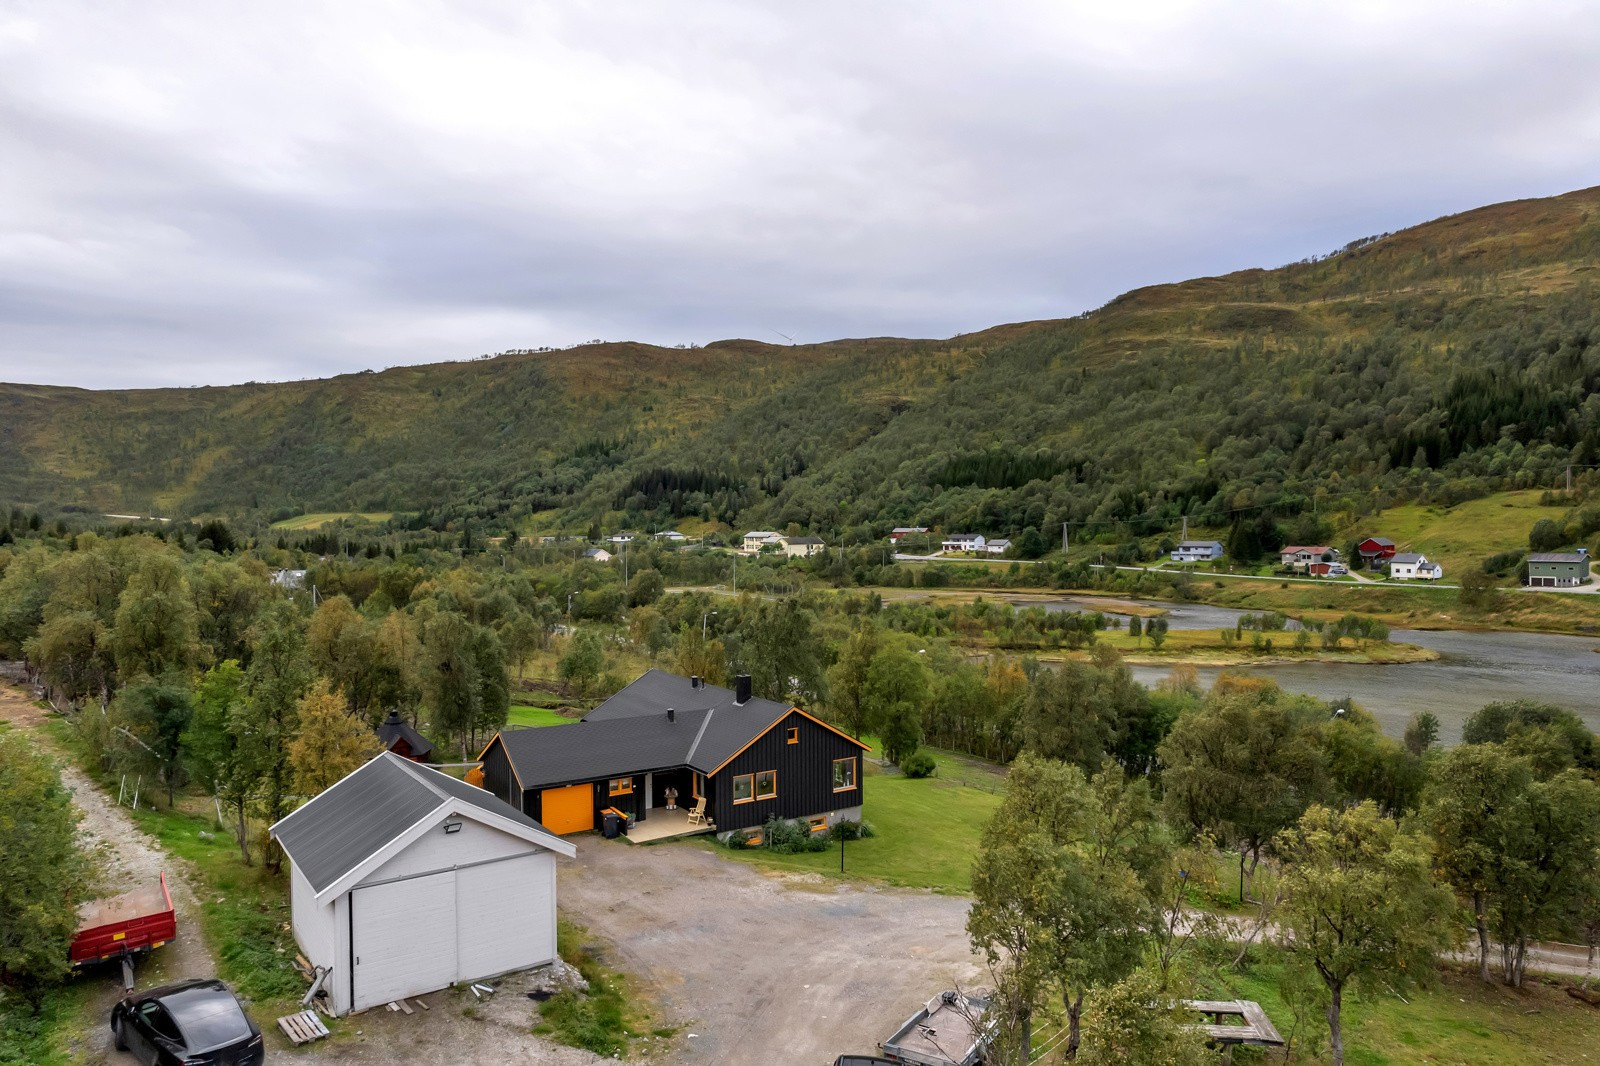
71, 873, 176, 990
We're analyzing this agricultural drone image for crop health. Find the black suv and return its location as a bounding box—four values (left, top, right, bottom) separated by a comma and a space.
111, 979, 265, 1065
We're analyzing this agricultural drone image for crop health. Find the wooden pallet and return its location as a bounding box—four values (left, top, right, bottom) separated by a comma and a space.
277, 1009, 330, 1046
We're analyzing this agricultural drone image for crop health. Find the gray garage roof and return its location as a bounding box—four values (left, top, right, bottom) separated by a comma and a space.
1528, 552, 1588, 564
492, 670, 808, 788
271, 753, 567, 895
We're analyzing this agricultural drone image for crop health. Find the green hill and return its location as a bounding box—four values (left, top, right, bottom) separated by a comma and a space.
6, 185, 1600, 542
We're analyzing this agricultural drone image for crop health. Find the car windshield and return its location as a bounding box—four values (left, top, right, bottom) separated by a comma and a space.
164, 986, 252, 1050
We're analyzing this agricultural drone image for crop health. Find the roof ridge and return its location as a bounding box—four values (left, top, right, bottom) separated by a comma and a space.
684, 706, 717, 765
387, 751, 451, 803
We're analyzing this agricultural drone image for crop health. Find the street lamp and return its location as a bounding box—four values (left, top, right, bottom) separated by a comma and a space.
702, 610, 718, 640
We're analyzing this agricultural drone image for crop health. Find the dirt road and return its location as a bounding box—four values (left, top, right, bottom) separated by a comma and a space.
0, 682, 217, 1065
558, 839, 987, 1066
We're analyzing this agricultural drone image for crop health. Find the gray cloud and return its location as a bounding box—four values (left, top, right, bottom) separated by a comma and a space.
1, 1, 1598, 388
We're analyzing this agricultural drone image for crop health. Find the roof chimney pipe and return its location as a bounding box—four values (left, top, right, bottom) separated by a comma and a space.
691, 675, 700, 689
734, 674, 752, 705
667, 707, 676, 723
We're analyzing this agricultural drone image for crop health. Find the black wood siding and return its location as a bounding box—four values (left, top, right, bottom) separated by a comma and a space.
480, 737, 520, 812
709, 712, 865, 832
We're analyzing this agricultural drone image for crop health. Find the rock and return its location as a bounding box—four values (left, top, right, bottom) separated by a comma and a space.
524, 959, 590, 996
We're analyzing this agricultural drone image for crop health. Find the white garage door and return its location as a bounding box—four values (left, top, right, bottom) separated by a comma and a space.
456, 853, 554, 983
351, 871, 459, 1011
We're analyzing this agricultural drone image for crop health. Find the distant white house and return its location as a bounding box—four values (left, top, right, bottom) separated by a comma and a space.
1389, 552, 1442, 581
942, 533, 986, 552
782, 536, 827, 558
607, 533, 635, 546
888, 527, 929, 542
1172, 540, 1225, 563
654, 531, 688, 543
742, 531, 783, 553
983, 538, 1013, 555
583, 547, 613, 563
272, 568, 308, 590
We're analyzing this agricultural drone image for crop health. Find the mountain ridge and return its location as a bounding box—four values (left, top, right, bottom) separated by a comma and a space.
5, 184, 1600, 539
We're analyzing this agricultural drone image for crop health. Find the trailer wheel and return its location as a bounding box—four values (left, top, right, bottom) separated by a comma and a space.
111, 1016, 126, 1051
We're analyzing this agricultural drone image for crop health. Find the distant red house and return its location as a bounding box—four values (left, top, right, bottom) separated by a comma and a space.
1357, 537, 1397, 565
378, 710, 434, 762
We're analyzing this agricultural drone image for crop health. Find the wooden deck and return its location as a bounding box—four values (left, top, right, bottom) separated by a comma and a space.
625, 808, 716, 843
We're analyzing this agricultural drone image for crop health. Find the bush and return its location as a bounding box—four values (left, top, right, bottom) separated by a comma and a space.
1483, 550, 1524, 575
900, 750, 937, 778
762, 816, 831, 854
830, 819, 876, 842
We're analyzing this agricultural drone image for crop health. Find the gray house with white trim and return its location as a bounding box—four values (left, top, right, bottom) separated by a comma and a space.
1528, 551, 1590, 587
270, 753, 575, 1015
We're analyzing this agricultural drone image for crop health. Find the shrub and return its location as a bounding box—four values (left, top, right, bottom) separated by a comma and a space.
900, 750, 937, 778
761, 815, 830, 854
1482, 550, 1523, 576
830, 819, 876, 842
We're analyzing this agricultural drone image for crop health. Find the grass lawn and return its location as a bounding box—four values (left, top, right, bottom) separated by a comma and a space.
1335, 489, 1568, 580
269, 511, 395, 530
1205, 945, 1600, 1065
694, 744, 1005, 893
507, 704, 575, 727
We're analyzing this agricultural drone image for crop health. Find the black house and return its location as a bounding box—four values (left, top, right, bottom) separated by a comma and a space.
477, 669, 870, 841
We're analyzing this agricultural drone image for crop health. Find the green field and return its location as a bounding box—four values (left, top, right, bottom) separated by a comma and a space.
269, 511, 395, 530
1204, 947, 1600, 1065
507, 704, 574, 727
694, 744, 1005, 893
1335, 489, 1570, 579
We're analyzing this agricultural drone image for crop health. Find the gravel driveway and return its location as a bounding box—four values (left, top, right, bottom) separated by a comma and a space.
559, 837, 987, 1065
0, 683, 217, 1066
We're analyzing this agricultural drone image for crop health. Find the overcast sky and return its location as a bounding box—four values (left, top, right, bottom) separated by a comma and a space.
2, 2, 1598, 389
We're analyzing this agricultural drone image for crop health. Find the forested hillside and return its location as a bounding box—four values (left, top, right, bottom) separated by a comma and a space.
6, 185, 1600, 541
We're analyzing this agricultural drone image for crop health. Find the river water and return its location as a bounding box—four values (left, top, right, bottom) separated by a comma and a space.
1029, 597, 1600, 742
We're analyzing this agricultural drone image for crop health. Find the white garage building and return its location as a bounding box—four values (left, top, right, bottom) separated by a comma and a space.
271, 752, 575, 1015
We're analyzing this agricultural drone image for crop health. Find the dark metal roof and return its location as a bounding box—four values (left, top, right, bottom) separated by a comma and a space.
1529, 552, 1588, 563
1391, 552, 1427, 564
493, 669, 804, 787
377, 711, 433, 758
271, 753, 553, 895
1360, 537, 1395, 548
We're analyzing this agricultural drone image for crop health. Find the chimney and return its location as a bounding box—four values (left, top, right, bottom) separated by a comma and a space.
667, 707, 676, 723
691, 675, 700, 689
734, 674, 752, 705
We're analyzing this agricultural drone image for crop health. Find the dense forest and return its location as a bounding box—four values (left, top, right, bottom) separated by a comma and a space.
5, 186, 1600, 549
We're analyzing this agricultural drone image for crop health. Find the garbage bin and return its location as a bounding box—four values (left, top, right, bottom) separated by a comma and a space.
602, 810, 620, 839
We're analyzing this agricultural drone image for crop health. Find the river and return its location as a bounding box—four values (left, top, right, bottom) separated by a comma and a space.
1030, 596, 1600, 742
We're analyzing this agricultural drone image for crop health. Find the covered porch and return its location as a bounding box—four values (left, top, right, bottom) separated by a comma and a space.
624, 806, 716, 843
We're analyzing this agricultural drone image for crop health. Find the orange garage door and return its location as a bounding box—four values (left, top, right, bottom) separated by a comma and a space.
540, 784, 594, 834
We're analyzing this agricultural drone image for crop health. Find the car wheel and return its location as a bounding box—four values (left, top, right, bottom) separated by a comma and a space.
111, 1015, 127, 1051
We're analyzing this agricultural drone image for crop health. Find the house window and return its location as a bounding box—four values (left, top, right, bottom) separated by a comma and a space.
786, 726, 799, 745
692, 772, 704, 801
608, 777, 633, 797
755, 770, 777, 800
807, 816, 828, 834
832, 757, 857, 792
732, 774, 754, 804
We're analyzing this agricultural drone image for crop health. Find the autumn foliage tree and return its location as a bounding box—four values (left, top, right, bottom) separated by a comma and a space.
289, 679, 384, 796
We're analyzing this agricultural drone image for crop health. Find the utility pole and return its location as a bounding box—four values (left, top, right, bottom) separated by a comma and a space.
1568, 464, 1574, 492
1181, 514, 1188, 541
1062, 522, 1069, 555
732, 557, 737, 594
